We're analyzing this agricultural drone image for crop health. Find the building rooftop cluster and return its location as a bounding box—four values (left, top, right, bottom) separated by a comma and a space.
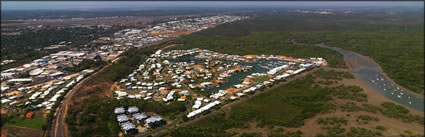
114, 48, 255, 102
1, 60, 16, 66
1, 72, 91, 112
114, 106, 166, 134
111, 48, 325, 120
112, 15, 248, 48
1, 15, 247, 117
1, 50, 91, 85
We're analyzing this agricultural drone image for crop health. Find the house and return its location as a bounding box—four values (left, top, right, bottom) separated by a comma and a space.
127, 106, 139, 114
121, 122, 138, 134
116, 114, 129, 123
132, 113, 149, 124
25, 112, 34, 119
114, 107, 125, 115
145, 115, 166, 128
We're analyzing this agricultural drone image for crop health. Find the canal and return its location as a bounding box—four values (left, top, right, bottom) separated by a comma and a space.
315, 43, 424, 112
172, 53, 292, 95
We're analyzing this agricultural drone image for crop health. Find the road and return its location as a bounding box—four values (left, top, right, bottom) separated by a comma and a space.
50, 57, 120, 137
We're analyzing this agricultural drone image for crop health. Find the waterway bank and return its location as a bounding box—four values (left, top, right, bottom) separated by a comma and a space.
314, 43, 424, 112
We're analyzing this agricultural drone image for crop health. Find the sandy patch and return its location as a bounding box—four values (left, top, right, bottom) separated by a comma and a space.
1, 125, 44, 137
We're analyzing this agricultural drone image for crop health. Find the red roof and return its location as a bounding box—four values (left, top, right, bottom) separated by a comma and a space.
25, 112, 34, 119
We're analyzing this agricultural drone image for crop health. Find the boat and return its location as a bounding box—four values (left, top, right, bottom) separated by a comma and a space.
391, 92, 394, 95
397, 95, 401, 98
409, 101, 412, 104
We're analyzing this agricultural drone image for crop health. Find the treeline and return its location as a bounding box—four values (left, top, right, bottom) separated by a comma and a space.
64, 57, 106, 73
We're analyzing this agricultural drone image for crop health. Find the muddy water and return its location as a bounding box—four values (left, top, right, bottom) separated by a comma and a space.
315, 43, 424, 112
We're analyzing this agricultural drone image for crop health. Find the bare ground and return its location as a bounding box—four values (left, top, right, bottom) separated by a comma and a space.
224, 68, 424, 137
1, 125, 44, 137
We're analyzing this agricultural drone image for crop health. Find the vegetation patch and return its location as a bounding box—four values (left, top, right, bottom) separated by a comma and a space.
332, 85, 367, 102
5, 116, 46, 130
165, 70, 361, 136
356, 114, 379, 124
317, 116, 348, 126
67, 97, 186, 137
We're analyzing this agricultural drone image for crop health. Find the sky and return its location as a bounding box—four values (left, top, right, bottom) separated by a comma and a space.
2, 1, 423, 10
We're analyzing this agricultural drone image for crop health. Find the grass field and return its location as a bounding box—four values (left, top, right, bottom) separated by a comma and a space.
5, 117, 46, 130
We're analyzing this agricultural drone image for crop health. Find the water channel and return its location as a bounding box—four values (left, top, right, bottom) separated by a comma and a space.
172, 54, 291, 95
315, 43, 424, 112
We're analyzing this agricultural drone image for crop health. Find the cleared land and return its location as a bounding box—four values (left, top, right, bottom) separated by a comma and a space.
1, 125, 44, 137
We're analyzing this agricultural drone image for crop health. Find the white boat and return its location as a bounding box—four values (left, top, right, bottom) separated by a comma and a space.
397, 95, 401, 98
400, 92, 404, 95
409, 101, 412, 104
391, 92, 394, 95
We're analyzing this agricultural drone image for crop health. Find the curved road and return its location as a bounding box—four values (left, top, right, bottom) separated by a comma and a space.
50, 58, 120, 137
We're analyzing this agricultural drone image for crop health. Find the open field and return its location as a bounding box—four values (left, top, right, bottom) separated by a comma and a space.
1, 125, 44, 137
5, 117, 46, 130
